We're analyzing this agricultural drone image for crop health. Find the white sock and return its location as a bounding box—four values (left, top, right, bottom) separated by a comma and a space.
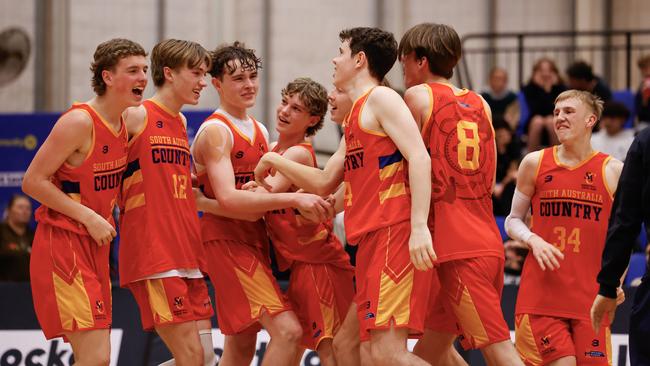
200, 329, 217, 366
158, 359, 175, 366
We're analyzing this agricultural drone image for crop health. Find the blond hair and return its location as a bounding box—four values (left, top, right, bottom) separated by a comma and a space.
151, 39, 210, 87
555, 90, 604, 120
90, 38, 146, 95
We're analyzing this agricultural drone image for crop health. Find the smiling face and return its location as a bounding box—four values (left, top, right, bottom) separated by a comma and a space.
332, 40, 356, 89
105, 54, 148, 107
168, 61, 208, 105
275, 93, 318, 136
328, 87, 352, 125
553, 97, 596, 143
213, 59, 259, 110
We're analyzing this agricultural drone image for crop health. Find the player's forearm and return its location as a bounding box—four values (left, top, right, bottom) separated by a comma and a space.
333, 184, 345, 214
406, 152, 431, 227
217, 188, 302, 214
22, 176, 95, 224
265, 153, 339, 195
196, 195, 264, 221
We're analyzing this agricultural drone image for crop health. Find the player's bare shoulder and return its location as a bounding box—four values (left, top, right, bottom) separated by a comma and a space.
122, 104, 147, 137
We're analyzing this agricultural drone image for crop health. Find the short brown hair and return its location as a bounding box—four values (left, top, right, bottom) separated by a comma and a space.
209, 41, 262, 79
555, 90, 604, 121
90, 38, 146, 96
638, 54, 650, 69
339, 27, 397, 82
151, 39, 210, 87
398, 23, 461, 79
282, 78, 328, 137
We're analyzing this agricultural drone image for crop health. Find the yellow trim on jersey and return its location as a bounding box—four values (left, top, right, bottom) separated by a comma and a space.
355, 87, 388, 137
128, 111, 148, 147
601, 155, 615, 199
122, 170, 143, 191
86, 103, 124, 138
149, 98, 180, 117
606, 326, 612, 366
420, 84, 435, 136
53, 270, 94, 330
344, 181, 353, 207
552, 145, 599, 171
145, 279, 173, 323
378, 183, 407, 204
235, 262, 285, 318
450, 283, 490, 347
67, 193, 81, 203
318, 301, 336, 342
379, 161, 404, 181
376, 268, 414, 327
62, 108, 96, 170
514, 314, 544, 366
297, 229, 329, 245
124, 193, 146, 212
435, 81, 470, 96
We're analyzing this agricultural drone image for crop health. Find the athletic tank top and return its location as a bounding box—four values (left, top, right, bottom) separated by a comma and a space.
422, 82, 503, 262
118, 100, 203, 285
517, 146, 614, 319
35, 103, 127, 235
264, 143, 352, 270
193, 112, 269, 247
343, 88, 411, 243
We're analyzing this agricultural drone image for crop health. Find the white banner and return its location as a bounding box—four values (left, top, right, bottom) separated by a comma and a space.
0, 329, 122, 366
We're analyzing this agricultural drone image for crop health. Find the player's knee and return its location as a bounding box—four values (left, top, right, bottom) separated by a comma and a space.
175, 341, 204, 365
332, 332, 353, 354
77, 350, 110, 366
276, 320, 302, 344
369, 341, 399, 366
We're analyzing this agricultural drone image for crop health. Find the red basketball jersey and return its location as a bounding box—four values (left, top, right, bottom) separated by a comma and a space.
264, 143, 352, 271
422, 82, 503, 262
195, 112, 269, 247
343, 88, 411, 244
516, 147, 614, 319
35, 103, 128, 235
118, 100, 203, 285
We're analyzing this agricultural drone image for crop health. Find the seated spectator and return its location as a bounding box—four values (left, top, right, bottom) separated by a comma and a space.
504, 239, 528, 285
492, 118, 521, 216
0, 194, 34, 281
481, 66, 518, 123
522, 57, 567, 152
566, 60, 612, 102
591, 101, 635, 161
634, 54, 650, 131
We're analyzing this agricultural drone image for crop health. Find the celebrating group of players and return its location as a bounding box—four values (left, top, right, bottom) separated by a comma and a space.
22, 22, 625, 366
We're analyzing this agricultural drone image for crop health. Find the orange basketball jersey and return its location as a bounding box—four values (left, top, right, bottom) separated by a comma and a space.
422, 82, 503, 262
35, 103, 128, 235
264, 143, 352, 270
516, 146, 614, 319
343, 88, 411, 244
195, 112, 269, 247
118, 100, 203, 285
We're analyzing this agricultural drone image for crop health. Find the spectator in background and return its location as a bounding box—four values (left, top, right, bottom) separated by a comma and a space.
503, 239, 528, 285
634, 54, 650, 130
522, 57, 567, 152
492, 118, 521, 216
591, 101, 635, 161
482, 66, 518, 123
0, 194, 34, 281
567, 60, 612, 102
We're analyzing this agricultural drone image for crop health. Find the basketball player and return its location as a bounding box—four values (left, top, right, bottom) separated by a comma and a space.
398, 23, 522, 365
119, 39, 215, 366
506, 90, 623, 365
254, 27, 434, 366
191, 43, 332, 366
23, 38, 146, 365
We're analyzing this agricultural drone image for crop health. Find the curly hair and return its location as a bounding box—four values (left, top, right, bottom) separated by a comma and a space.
209, 41, 262, 78
282, 78, 328, 136
90, 38, 146, 95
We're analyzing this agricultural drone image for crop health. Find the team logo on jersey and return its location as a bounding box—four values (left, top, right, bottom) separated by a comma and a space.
457, 101, 471, 108
585, 172, 595, 184
584, 351, 605, 358
313, 329, 322, 339
592, 339, 599, 347
102, 145, 109, 154
540, 336, 550, 347
544, 175, 553, 183
235, 150, 244, 159
174, 296, 184, 309
95, 300, 105, 314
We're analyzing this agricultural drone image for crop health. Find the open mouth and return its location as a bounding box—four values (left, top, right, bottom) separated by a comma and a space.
132, 87, 144, 96
192, 89, 201, 97
278, 116, 290, 125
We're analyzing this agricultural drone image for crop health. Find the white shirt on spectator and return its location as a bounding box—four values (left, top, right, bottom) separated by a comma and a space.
591, 129, 635, 161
